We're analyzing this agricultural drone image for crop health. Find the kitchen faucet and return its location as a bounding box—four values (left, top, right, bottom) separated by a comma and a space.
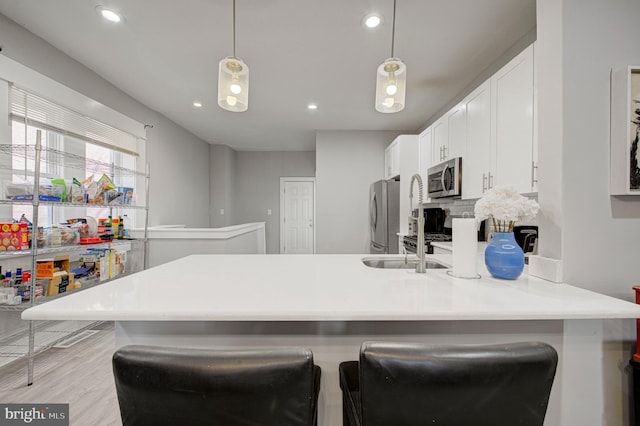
409, 174, 426, 273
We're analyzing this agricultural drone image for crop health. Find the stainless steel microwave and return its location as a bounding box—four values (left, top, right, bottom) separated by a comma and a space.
427, 157, 462, 198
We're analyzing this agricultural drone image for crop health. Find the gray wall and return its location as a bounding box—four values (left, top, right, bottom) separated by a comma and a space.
562, 0, 640, 299
537, 0, 640, 300
210, 144, 237, 227
315, 130, 403, 254
229, 150, 316, 254
0, 13, 211, 227
536, 2, 640, 422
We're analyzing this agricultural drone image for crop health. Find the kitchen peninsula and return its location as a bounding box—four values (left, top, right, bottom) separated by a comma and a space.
22, 253, 640, 426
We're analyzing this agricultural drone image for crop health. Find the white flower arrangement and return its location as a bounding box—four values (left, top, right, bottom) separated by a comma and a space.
474, 185, 539, 232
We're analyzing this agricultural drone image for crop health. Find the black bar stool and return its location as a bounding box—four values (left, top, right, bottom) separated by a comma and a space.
339, 341, 558, 426
113, 345, 321, 426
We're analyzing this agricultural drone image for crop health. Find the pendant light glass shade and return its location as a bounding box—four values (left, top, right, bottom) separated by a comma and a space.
218, 56, 249, 112
375, 58, 406, 113
218, 0, 248, 112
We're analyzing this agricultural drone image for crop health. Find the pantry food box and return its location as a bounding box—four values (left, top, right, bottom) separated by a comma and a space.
45, 271, 74, 296
0, 223, 29, 251
36, 255, 70, 279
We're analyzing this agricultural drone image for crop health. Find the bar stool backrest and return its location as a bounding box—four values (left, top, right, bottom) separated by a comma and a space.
341, 341, 558, 426
113, 345, 321, 426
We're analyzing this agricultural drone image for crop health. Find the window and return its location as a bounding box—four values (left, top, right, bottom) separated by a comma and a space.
9, 119, 57, 226
7, 86, 144, 230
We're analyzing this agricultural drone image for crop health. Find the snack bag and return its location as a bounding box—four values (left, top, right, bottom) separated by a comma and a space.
51, 178, 67, 202
98, 174, 115, 191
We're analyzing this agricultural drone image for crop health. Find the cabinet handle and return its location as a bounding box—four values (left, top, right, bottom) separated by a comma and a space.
488, 172, 494, 189
482, 173, 487, 193
531, 161, 538, 187
443, 146, 447, 160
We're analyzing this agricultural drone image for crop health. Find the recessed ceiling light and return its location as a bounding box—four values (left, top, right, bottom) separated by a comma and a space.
193, 101, 203, 108
363, 14, 382, 29
96, 6, 123, 23
307, 104, 318, 110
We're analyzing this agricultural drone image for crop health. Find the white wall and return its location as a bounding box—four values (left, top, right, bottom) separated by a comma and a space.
315, 130, 403, 254
0, 13, 211, 227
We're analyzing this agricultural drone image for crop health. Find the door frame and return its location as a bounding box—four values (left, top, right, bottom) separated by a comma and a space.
279, 177, 316, 254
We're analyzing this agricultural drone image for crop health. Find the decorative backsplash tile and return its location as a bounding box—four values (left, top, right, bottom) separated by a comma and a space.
424, 194, 539, 240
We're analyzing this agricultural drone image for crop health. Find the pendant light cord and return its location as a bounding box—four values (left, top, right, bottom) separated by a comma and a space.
390, 0, 396, 58
232, 0, 237, 58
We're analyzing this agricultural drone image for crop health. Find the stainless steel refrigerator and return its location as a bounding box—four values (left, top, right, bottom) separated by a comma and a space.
369, 179, 400, 254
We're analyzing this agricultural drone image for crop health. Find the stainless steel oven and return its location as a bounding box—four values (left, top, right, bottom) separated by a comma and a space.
427, 157, 462, 198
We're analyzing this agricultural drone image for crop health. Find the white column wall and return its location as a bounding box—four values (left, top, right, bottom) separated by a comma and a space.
535, 0, 564, 262
540, 0, 640, 300
536, 1, 640, 423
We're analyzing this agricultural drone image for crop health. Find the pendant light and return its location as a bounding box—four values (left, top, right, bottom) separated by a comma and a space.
218, 0, 249, 112
375, 0, 406, 113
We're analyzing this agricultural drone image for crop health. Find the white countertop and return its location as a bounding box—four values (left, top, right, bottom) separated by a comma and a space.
22, 254, 640, 322
431, 241, 453, 251
130, 222, 265, 239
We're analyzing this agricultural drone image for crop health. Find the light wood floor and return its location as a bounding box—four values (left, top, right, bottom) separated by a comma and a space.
0, 321, 121, 425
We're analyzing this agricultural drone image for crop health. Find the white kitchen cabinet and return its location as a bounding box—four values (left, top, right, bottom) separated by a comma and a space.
432, 115, 448, 165
447, 103, 467, 159
431, 103, 466, 165
462, 80, 492, 199
462, 43, 536, 199
385, 135, 418, 240
491, 43, 536, 193
384, 139, 400, 179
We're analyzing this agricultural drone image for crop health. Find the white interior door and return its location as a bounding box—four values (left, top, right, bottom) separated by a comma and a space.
280, 178, 315, 254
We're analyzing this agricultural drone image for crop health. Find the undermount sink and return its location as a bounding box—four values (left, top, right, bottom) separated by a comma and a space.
361, 257, 449, 270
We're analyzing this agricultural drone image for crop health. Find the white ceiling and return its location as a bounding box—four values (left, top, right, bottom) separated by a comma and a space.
0, 0, 536, 151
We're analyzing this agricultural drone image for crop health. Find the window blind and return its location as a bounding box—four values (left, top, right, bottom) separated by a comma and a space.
9, 85, 140, 156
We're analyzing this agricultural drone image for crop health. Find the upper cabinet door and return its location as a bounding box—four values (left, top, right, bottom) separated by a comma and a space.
491, 44, 535, 193
462, 80, 491, 200
431, 104, 465, 165
384, 140, 400, 179
384, 135, 419, 236
447, 103, 466, 159
432, 116, 448, 164
415, 43, 536, 198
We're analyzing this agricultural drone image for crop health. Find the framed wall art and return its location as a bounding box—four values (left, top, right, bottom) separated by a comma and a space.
611, 65, 640, 195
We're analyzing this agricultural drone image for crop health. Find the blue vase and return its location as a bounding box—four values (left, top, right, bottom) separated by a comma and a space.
484, 232, 524, 280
